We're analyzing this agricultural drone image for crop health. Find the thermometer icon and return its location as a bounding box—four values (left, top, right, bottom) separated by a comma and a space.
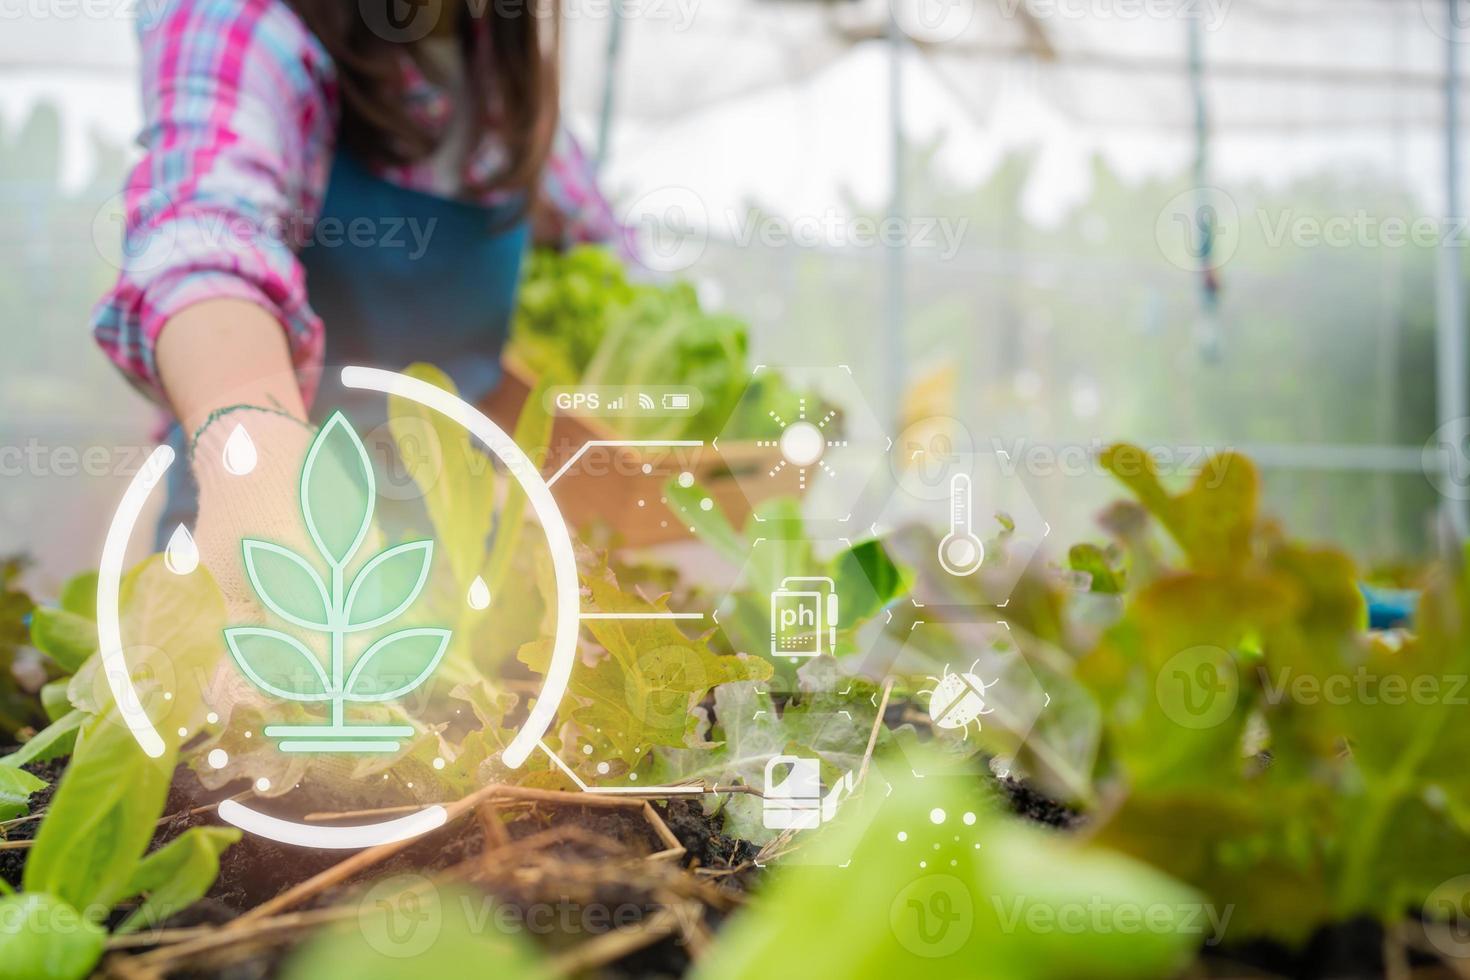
937, 473, 985, 577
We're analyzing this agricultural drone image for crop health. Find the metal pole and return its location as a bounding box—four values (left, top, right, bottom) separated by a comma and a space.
1438, 2, 1469, 536
884, 11, 907, 432
1187, 15, 1221, 361
595, 5, 625, 171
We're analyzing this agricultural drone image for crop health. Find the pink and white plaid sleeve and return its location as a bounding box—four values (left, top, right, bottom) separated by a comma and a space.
539, 127, 636, 258
91, 0, 336, 404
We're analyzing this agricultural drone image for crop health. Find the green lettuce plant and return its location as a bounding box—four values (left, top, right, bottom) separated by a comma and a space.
0, 556, 47, 737
696, 748, 1205, 980
1, 570, 106, 768
962, 443, 1470, 951
518, 557, 774, 775
2, 558, 240, 979
508, 245, 810, 441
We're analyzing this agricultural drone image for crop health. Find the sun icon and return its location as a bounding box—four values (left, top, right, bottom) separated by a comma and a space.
759, 398, 846, 491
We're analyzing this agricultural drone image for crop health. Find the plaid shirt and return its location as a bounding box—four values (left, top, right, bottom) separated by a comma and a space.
93, 0, 628, 403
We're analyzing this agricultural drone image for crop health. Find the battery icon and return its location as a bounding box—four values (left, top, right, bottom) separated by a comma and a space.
662, 392, 692, 411
770, 576, 839, 658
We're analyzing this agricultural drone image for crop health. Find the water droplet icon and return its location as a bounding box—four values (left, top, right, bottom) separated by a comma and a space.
222, 424, 257, 475
467, 575, 491, 610
164, 524, 199, 575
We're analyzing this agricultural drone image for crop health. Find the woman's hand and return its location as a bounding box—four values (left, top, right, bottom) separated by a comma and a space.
157, 298, 315, 622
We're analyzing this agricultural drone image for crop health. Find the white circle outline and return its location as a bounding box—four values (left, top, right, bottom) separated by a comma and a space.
96, 367, 579, 848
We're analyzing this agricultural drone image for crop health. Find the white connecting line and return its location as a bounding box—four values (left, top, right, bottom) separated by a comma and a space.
545, 439, 704, 487
552, 437, 709, 622
539, 741, 706, 795
581, 612, 704, 621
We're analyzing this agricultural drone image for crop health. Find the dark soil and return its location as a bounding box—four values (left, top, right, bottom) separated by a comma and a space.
0, 755, 65, 889
997, 774, 1083, 831
148, 776, 753, 979
153, 769, 346, 916
1201, 916, 1440, 979
598, 799, 758, 980
657, 797, 758, 874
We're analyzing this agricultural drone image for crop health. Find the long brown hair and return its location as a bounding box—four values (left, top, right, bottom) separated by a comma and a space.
285, 0, 560, 196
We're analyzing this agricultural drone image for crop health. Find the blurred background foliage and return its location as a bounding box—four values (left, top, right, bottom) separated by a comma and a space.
0, 89, 1449, 582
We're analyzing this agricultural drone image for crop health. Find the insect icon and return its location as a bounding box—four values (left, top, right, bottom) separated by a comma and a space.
922, 662, 997, 739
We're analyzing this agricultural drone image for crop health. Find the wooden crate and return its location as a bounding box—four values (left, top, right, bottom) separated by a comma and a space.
481, 357, 800, 547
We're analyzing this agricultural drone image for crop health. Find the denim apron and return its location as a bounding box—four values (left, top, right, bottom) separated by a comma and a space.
155, 152, 529, 546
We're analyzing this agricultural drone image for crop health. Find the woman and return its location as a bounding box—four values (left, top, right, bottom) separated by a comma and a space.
92, 0, 624, 607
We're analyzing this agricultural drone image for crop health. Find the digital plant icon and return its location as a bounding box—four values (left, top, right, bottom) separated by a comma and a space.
223, 411, 449, 753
